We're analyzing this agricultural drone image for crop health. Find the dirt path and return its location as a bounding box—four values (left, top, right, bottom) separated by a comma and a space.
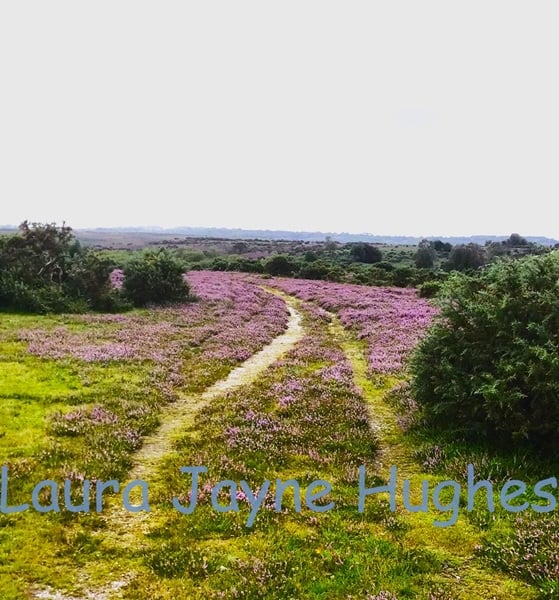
326, 311, 535, 600
326, 314, 410, 476
104, 294, 302, 538
129, 296, 303, 482
32, 292, 304, 600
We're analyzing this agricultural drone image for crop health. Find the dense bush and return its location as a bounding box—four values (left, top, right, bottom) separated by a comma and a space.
349, 242, 383, 264
415, 243, 436, 268
410, 252, 559, 452
0, 222, 117, 313
123, 249, 190, 307
417, 280, 442, 298
297, 260, 337, 280
66, 251, 130, 312
446, 243, 486, 271
264, 254, 297, 276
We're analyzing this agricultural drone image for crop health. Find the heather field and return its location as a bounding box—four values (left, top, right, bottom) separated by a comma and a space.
0, 272, 556, 599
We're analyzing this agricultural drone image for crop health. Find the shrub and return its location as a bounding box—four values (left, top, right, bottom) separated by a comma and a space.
415, 245, 436, 269
418, 280, 442, 298
0, 222, 128, 313
66, 251, 129, 312
410, 252, 559, 452
123, 249, 190, 307
478, 513, 559, 585
446, 243, 486, 271
297, 260, 333, 280
349, 242, 383, 264
264, 254, 297, 276
390, 266, 418, 287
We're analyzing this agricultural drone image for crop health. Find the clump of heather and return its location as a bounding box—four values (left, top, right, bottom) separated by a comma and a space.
366, 592, 398, 600
264, 277, 437, 375
383, 381, 419, 432
477, 513, 559, 585
47, 403, 149, 479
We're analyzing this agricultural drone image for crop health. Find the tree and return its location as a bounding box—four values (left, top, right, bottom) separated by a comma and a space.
349, 243, 383, 264
486, 241, 508, 259
67, 251, 127, 311
446, 243, 485, 271
231, 241, 248, 254
415, 240, 436, 268
431, 240, 452, 254
0, 221, 87, 312
410, 252, 559, 452
505, 233, 529, 247
324, 236, 338, 255
0, 221, 77, 286
123, 249, 190, 307
264, 254, 297, 277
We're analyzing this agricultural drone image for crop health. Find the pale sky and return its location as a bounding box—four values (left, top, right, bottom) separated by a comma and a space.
1, 2, 558, 237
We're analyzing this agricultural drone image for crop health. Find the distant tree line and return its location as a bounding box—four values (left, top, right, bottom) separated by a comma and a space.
1, 223, 551, 313
179, 234, 550, 296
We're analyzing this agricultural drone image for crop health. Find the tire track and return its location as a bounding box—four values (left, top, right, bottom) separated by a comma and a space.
32, 292, 304, 600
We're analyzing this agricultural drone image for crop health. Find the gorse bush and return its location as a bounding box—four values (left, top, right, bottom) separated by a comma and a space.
123, 249, 190, 307
446, 243, 486, 271
418, 280, 442, 298
410, 251, 559, 452
264, 254, 297, 276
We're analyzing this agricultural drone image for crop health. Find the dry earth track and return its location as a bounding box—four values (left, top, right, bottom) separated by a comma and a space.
32, 292, 303, 600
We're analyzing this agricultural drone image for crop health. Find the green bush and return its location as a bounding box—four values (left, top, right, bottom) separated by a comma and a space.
349, 242, 383, 264
123, 249, 190, 307
410, 252, 559, 452
297, 260, 333, 280
391, 266, 419, 287
66, 251, 130, 312
0, 222, 129, 314
264, 254, 297, 276
446, 243, 486, 271
418, 280, 442, 298
415, 245, 436, 269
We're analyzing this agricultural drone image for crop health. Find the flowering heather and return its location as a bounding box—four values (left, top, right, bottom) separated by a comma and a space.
265, 278, 438, 375
15, 272, 290, 441
163, 300, 376, 495
109, 268, 125, 290
479, 513, 559, 584
149, 299, 384, 597
185, 271, 289, 365
18, 272, 288, 372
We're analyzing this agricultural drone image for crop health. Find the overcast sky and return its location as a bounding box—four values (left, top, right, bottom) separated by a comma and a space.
1, 2, 558, 237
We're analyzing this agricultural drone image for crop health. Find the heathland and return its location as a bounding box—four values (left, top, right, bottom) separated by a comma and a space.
1, 223, 558, 599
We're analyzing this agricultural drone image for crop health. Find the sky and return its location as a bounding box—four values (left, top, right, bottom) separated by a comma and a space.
1, 2, 558, 237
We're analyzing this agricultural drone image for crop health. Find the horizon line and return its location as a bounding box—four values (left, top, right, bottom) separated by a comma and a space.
1, 223, 558, 242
